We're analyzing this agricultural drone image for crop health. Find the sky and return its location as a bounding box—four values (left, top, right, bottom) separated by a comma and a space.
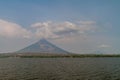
0, 0, 120, 54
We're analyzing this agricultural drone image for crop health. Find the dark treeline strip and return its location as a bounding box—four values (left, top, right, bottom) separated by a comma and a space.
0, 53, 120, 58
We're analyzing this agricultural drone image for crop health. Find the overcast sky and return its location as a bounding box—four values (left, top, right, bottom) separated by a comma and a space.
0, 0, 120, 54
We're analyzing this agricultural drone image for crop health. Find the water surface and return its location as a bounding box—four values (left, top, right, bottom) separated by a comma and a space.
0, 58, 120, 80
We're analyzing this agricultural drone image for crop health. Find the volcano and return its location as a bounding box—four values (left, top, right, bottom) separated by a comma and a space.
17, 39, 69, 54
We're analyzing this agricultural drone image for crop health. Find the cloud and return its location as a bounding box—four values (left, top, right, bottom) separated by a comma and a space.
0, 20, 98, 39
31, 21, 97, 39
98, 44, 111, 48
0, 19, 31, 38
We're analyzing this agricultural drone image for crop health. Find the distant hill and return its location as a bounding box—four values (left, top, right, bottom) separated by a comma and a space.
17, 39, 69, 54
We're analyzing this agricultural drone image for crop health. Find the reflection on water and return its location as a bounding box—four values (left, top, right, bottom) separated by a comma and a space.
0, 58, 120, 80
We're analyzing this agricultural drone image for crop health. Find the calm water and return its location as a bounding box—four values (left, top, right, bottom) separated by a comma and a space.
0, 58, 120, 80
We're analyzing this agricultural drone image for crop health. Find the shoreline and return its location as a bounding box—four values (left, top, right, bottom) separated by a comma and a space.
0, 53, 120, 58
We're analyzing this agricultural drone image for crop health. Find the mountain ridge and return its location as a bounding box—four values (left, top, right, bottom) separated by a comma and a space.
17, 39, 69, 54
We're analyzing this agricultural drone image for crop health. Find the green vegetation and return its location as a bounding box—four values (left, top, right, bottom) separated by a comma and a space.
0, 53, 120, 58
70, 54, 120, 58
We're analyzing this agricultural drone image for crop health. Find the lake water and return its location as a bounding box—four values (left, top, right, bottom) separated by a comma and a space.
0, 58, 120, 80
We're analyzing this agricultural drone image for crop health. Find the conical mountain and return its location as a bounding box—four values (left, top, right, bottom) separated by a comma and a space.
17, 39, 69, 54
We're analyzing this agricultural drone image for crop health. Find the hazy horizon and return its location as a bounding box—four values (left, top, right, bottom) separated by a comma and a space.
0, 0, 120, 54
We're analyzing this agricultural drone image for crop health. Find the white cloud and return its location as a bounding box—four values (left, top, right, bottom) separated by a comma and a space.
0, 19, 31, 38
98, 44, 111, 48
0, 19, 98, 39
31, 21, 97, 39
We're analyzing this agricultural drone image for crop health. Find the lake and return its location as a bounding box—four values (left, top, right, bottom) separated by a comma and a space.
0, 58, 120, 80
